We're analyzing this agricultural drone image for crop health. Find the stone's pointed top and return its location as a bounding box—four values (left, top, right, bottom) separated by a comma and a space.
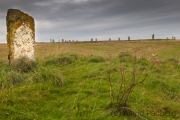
6, 8, 34, 33
8, 8, 21, 12
7, 8, 31, 16
7, 9, 33, 18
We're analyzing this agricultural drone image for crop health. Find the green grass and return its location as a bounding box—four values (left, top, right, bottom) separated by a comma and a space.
0, 42, 180, 120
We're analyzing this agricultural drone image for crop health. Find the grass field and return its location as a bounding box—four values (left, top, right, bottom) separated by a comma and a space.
0, 40, 180, 120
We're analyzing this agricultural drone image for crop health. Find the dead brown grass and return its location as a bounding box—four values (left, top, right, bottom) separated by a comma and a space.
1, 40, 180, 61
0, 44, 8, 59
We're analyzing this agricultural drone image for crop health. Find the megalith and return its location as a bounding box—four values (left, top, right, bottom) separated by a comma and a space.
128, 36, 130, 41
152, 34, 154, 40
6, 9, 35, 64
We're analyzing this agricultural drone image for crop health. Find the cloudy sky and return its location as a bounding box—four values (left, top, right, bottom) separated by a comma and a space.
0, 0, 180, 43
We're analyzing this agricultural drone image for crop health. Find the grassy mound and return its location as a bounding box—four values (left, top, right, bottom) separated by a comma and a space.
11, 57, 37, 73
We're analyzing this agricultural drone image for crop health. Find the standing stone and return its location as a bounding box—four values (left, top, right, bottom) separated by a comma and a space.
91, 38, 93, 42
128, 36, 130, 41
118, 38, 120, 41
6, 9, 35, 63
152, 34, 154, 40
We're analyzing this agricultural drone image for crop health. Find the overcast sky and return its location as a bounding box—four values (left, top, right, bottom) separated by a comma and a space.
0, 0, 180, 43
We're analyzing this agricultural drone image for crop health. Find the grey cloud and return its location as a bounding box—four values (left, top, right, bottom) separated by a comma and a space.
0, 0, 180, 42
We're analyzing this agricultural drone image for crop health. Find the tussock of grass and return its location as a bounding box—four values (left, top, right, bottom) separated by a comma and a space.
137, 57, 150, 66
11, 57, 37, 73
7, 72, 24, 85
88, 55, 105, 63
33, 67, 64, 87
45, 53, 78, 66
0, 71, 24, 89
119, 51, 133, 62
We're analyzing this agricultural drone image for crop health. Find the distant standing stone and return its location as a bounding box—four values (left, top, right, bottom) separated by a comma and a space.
6, 9, 35, 63
152, 34, 154, 40
128, 36, 130, 41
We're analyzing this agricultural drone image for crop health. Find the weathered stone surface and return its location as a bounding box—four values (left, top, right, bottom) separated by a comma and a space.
6, 9, 35, 63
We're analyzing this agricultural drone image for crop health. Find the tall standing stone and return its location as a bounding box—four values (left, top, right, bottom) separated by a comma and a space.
91, 38, 93, 42
128, 36, 130, 41
152, 34, 154, 40
6, 9, 35, 64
